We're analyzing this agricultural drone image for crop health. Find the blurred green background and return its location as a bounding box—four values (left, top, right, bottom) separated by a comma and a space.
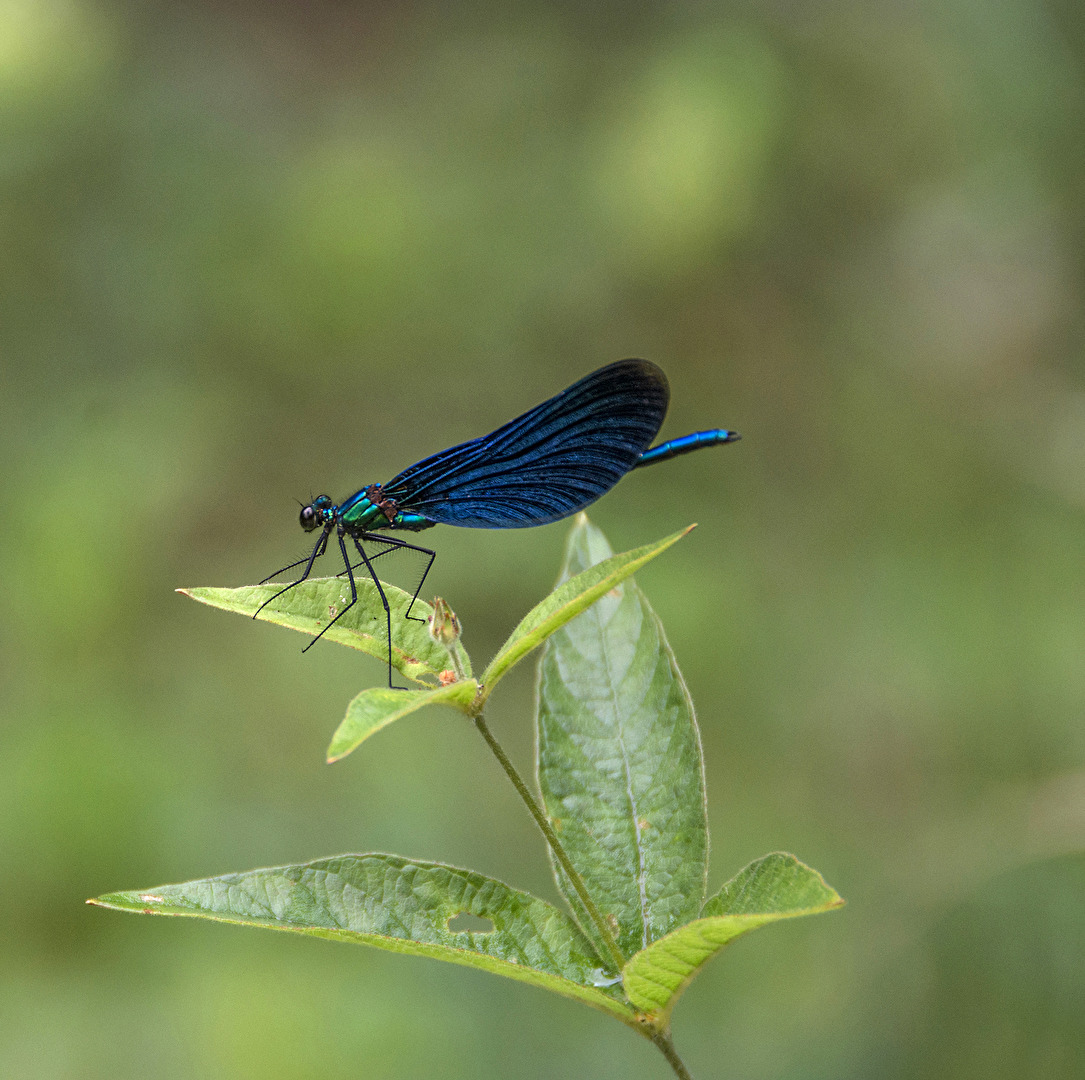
3, 1, 1084, 1076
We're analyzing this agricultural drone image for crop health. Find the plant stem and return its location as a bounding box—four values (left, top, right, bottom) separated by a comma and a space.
651, 1032, 693, 1080
471, 711, 627, 974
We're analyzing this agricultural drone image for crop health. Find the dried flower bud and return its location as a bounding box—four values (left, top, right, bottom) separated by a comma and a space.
428, 597, 461, 647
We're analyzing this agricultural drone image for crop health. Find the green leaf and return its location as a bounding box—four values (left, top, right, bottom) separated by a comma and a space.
480, 517, 694, 697
328, 680, 478, 762
536, 516, 708, 962
622, 853, 844, 1018
90, 854, 636, 1022
180, 580, 472, 686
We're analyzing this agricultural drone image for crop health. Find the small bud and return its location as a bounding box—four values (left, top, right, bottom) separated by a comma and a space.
428, 598, 467, 683
428, 597, 461, 647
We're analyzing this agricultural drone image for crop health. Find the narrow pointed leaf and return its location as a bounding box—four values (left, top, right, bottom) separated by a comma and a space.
90, 854, 636, 1022
622, 853, 844, 1018
536, 517, 707, 961
181, 580, 472, 685
480, 518, 694, 695
328, 680, 478, 762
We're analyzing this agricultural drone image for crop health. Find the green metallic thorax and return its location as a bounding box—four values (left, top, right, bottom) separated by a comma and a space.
337, 485, 434, 533
338, 492, 385, 530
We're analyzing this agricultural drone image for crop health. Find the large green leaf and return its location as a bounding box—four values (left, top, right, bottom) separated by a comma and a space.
622, 853, 844, 1018
536, 517, 707, 961
181, 579, 472, 685
479, 518, 694, 698
90, 854, 636, 1022
327, 680, 478, 762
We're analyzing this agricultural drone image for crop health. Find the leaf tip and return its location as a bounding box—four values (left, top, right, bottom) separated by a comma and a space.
87, 892, 128, 908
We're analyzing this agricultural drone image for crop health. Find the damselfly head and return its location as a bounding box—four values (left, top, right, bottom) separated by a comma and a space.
300, 495, 333, 532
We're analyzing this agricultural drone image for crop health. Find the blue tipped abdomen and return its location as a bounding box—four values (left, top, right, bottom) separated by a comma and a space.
634, 429, 740, 468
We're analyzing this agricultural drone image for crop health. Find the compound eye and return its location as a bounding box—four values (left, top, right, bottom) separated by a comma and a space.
299, 504, 318, 531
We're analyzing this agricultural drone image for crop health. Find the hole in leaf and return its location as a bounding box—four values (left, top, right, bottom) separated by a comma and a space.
447, 911, 494, 933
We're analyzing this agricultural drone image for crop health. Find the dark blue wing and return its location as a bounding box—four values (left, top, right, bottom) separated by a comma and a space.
382, 359, 669, 528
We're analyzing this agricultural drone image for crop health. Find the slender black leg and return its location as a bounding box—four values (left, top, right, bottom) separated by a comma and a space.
352, 532, 437, 624
335, 539, 398, 580
258, 530, 330, 587
349, 534, 407, 690
300, 528, 364, 654
254, 529, 330, 618
402, 545, 436, 623
300, 531, 404, 689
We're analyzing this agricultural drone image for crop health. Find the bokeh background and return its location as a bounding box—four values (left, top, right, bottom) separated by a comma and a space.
3, 1, 1084, 1077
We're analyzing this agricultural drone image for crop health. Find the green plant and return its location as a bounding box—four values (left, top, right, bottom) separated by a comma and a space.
91, 515, 842, 1078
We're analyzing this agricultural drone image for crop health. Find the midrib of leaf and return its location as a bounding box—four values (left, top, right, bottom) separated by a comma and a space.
596, 600, 651, 952
480, 523, 694, 694
91, 855, 638, 1022
180, 580, 472, 685
537, 517, 708, 961
621, 853, 845, 1019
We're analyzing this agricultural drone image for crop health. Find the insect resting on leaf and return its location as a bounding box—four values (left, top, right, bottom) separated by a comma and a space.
256, 359, 740, 688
